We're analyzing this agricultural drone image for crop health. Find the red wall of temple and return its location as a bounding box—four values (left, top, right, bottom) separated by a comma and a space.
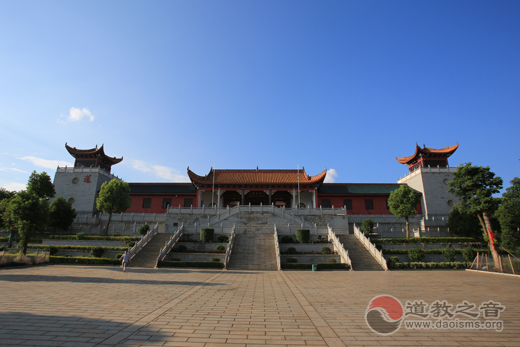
317, 195, 422, 215
126, 194, 197, 214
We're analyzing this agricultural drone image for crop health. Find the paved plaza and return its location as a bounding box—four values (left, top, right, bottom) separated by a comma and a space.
0, 265, 518, 347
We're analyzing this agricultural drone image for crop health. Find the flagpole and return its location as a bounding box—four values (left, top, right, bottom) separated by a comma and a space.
297, 163, 300, 208
212, 164, 215, 208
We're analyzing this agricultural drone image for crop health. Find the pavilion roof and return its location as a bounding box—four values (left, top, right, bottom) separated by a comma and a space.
65, 143, 123, 165
187, 168, 327, 186
396, 143, 458, 164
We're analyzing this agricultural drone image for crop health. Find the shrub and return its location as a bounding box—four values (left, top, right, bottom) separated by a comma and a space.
177, 245, 187, 252
408, 248, 425, 262
115, 253, 123, 259
217, 235, 229, 243
287, 257, 298, 263
50, 256, 120, 265
76, 232, 85, 240
280, 236, 293, 243
328, 258, 337, 263
374, 237, 476, 244
390, 262, 470, 270
126, 241, 135, 248
200, 228, 214, 242
295, 229, 310, 243
443, 246, 457, 262
89, 247, 104, 258
462, 247, 477, 262
216, 245, 225, 251
321, 247, 332, 254
361, 218, 374, 236
138, 223, 150, 236
388, 256, 400, 269
211, 257, 221, 262
48, 246, 59, 256
171, 257, 181, 261
286, 247, 297, 254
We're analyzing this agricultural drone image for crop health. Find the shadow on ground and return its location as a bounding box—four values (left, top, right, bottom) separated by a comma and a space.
0, 274, 225, 286
0, 312, 166, 346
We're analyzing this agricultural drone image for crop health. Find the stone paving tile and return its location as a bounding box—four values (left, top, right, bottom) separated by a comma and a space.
0, 265, 519, 346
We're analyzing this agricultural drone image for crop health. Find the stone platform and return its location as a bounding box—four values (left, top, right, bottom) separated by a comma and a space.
0, 265, 518, 346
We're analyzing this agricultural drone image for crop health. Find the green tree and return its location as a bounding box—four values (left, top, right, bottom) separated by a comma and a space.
361, 218, 374, 236
495, 177, 520, 252
388, 185, 421, 238
27, 171, 55, 199
49, 196, 77, 232
447, 207, 482, 239
10, 190, 49, 255
96, 179, 131, 235
0, 187, 15, 202
0, 195, 17, 247
448, 163, 502, 266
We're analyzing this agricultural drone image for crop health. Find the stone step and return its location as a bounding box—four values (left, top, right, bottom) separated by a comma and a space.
130, 233, 171, 268
228, 234, 277, 271
339, 235, 384, 271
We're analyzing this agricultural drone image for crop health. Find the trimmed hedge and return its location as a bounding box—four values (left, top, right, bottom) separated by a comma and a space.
382, 248, 490, 255
50, 256, 121, 265
27, 244, 129, 252
158, 260, 224, 269
389, 262, 471, 270
280, 236, 294, 243
47, 235, 141, 241
282, 263, 350, 270
200, 228, 214, 242
373, 237, 476, 244
295, 229, 310, 243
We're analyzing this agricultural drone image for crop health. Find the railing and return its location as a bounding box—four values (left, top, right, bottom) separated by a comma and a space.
128, 222, 159, 260
273, 224, 282, 271
224, 223, 236, 270
208, 206, 240, 226
270, 205, 313, 228
353, 224, 388, 270
155, 225, 184, 267
286, 206, 347, 216
56, 165, 119, 180
327, 225, 352, 270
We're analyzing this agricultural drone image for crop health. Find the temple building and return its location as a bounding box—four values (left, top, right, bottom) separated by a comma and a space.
52, 143, 461, 229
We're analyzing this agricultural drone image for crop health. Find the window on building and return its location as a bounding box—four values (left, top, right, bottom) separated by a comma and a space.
142, 198, 151, 209
343, 199, 353, 210
322, 199, 331, 208
365, 199, 374, 210
162, 198, 172, 209
184, 198, 193, 207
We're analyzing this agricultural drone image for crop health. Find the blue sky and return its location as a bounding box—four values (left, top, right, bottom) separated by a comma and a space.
1, 1, 519, 192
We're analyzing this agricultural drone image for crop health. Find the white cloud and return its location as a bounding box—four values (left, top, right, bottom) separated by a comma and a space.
0, 167, 29, 173
68, 107, 94, 122
19, 156, 73, 170
131, 159, 189, 182
1, 182, 26, 192
324, 168, 338, 183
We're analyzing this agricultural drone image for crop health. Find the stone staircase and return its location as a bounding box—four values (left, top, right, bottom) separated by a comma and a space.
227, 233, 278, 270
130, 227, 170, 268
339, 234, 384, 271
